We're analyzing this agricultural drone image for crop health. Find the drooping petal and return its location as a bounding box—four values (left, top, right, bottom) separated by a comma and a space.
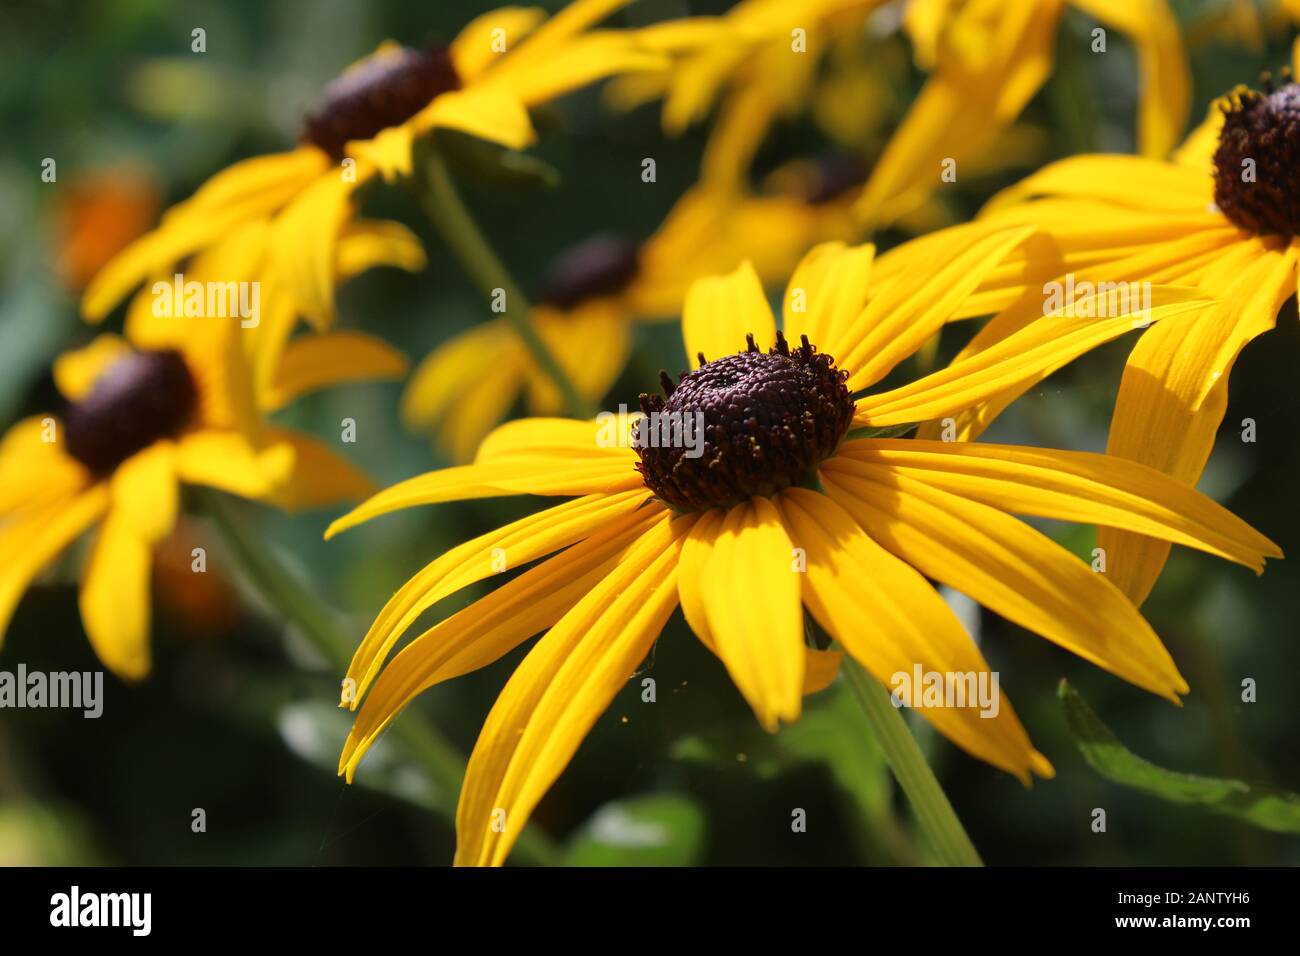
79, 510, 154, 680
1098, 248, 1299, 603
679, 498, 804, 730
110, 441, 179, 544
830, 441, 1281, 573
775, 487, 1051, 783
342, 488, 654, 708
450, 7, 547, 82
682, 260, 775, 368
475, 416, 637, 463
261, 331, 408, 413
415, 87, 536, 151
81, 148, 328, 321
0, 486, 107, 642
174, 430, 295, 500
454, 510, 690, 867
260, 428, 377, 511
821, 465, 1187, 700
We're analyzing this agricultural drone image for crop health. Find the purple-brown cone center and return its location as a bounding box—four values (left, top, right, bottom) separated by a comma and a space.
302, 44, 460, 161
537, 234, 641, 310
1213, 79, 1300, 236
64, 349, 198, 476
635, 332, 855, 511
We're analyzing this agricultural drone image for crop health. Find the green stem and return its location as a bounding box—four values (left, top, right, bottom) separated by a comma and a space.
412, 145, 597, 419
841, 656, 984, 867
199, 490, 562, 866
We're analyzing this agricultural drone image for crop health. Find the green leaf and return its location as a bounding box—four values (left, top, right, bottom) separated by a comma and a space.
563, 794, 706, 867
1059, 680, 1300, 834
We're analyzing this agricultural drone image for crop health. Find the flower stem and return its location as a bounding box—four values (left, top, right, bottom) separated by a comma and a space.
841, 656, 984, 866
199, 489, 562, 866
412, 144, 597, 420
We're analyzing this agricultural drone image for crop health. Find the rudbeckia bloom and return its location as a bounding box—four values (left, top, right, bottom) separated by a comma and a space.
887, 51, 1300, 605
327, 229, 1277, 866
80, 0, 666, 329
610, 0, 1188, 230
0, 231, 406, 680
403, 166, 862, 461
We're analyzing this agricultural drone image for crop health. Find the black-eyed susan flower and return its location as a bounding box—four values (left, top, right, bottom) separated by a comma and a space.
81, 0, 666, 330
0, 230, 406, 680
327, 231, 1278, 866
855, 0, 1190, 228
610, 0, 1188, 230
881, 49, 1300, 605
403, 168, 862, 461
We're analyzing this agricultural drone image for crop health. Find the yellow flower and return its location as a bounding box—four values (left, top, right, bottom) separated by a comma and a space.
886, 47, 1300, 605
611, 0, 1188, 229
0, 230, 406, 680
80, 0, 666, 329
327, 229, 1277, 866
404, 170, 861, 461
860, 0, 1190, 227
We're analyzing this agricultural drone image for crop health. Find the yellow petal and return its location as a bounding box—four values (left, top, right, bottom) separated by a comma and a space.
110, 442, 178, 544
853, 289, 1211, 426
451, 6, 548, 81
261, 428, 377, 511
325, 457, 642, 538
454, 511, 689, 867
415, 87, 536, 151
821, 464, 1187, 700
776, 486, 1049, 783
681, 498, 804, 730
830, 440, 1281, 573
174, 430, 295, 500
261, 331, 408, 413
265, 172, 356, 330
81, 148, 328, 321
0, 486, 107, 642
79, 510, 153, 680
342, 488, 653, 709
682, 260, 775, 368
475, 416, 636, 462
1098, 249, 1298, 603
780, 241, 876, 360
335, 219, 426, 281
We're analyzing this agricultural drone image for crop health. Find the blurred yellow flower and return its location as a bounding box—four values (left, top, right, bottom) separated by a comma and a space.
81, 0, 665, 330
327, 230, 1276, 866
0, 230, 407, 680
887, 49, 1300, 605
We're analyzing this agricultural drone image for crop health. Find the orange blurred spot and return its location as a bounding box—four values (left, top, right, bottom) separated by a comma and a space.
53, 167, 161, 291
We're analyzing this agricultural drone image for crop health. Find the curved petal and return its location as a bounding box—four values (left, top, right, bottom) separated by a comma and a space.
451, 7, 547, 82
339, 503, 666, 781
79, 510, 153, 680
1098, 248, 1298, 603
454, 510, 690, 867
175, 430, 295, 500
775, 487, 1051, 783
680, 498, 804, 730
110, 441, 178, 544
0, 486, 108, 642
682, 259, 775, 368
475, 417, 637, 463
53, 335, 129, 402
780, 241, 876, 361
261, 428, 377, 511
261, 331, 408, 413
821, 466, 1186, 699
342, 488, 653, 709
829, 441, 1281, 573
